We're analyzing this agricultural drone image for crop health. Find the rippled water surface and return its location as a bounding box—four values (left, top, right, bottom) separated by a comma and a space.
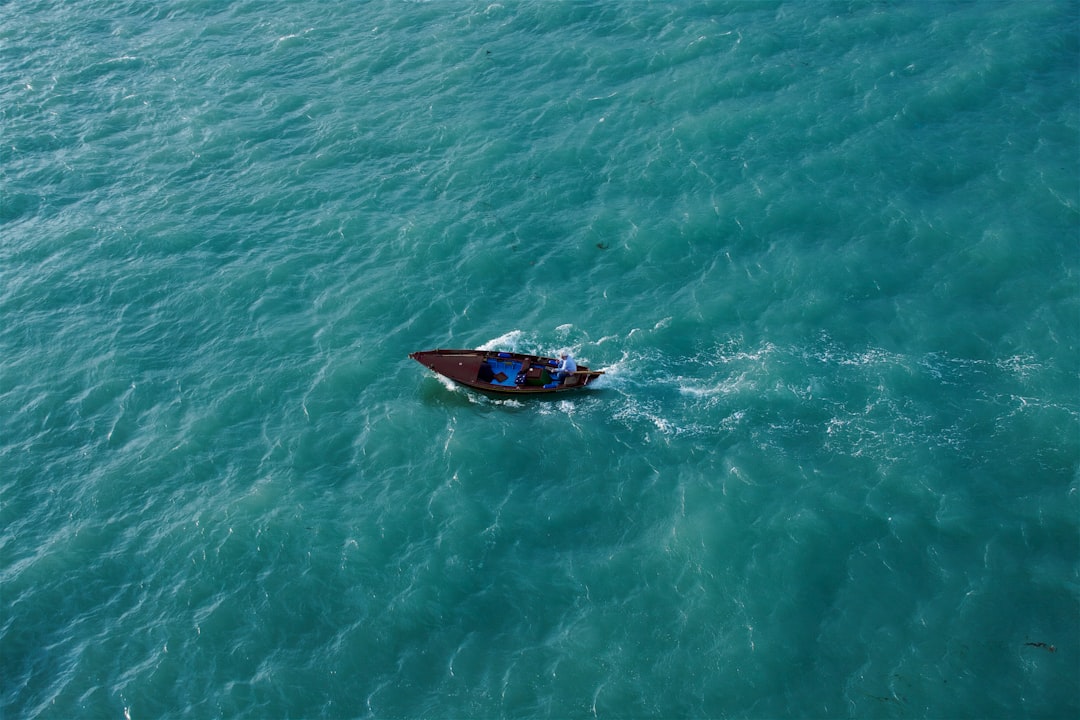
2, 2, 1077, 718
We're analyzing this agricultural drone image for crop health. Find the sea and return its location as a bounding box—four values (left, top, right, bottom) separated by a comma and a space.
1, 1, 1077, 718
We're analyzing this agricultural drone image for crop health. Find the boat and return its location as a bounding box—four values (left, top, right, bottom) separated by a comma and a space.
409, 348, 604, 395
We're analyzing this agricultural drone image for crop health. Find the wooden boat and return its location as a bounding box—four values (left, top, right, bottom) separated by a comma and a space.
409, 348, 604, 395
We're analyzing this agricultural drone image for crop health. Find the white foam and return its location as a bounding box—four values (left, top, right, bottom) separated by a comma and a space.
477, 329, 527, 352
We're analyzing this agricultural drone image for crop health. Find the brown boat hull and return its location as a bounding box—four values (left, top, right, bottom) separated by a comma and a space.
409, 349, 603, 395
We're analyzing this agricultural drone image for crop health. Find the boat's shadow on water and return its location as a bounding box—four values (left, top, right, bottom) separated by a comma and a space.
416, 380, 606, 409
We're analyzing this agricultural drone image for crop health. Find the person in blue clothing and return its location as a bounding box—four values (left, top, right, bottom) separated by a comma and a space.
552, 351, 577, 383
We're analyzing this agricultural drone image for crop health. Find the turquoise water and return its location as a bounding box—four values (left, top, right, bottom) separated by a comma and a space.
2, 1, 1077, 717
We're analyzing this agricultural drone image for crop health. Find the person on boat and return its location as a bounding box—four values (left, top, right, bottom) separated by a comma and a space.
552, 352, 577, 383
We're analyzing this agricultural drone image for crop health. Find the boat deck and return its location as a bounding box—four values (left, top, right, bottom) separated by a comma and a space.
478, 356, 554, 388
